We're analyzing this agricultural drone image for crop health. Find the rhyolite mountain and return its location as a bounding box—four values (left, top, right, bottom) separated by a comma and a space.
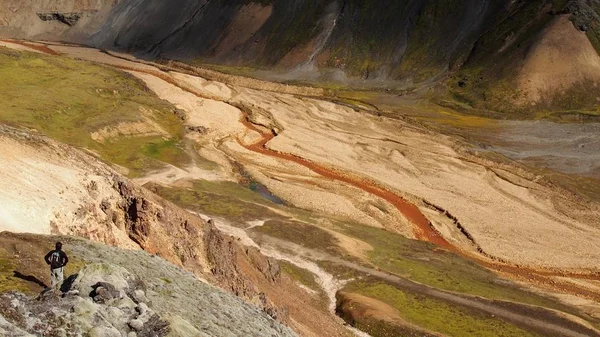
2, 0, 600, 112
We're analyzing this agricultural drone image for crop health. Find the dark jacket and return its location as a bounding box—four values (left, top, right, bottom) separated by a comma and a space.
44, 250, 68, 269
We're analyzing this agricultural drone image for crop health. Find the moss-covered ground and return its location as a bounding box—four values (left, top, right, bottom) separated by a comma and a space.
248, 214, 590, 323
0, 47, 190, 177
334, 221, 580, 312
239, 210, 585, 322
279, 261, 321, 294
251, 220, 343, 256
146, 180, 284, 222
341, 281, 543, 337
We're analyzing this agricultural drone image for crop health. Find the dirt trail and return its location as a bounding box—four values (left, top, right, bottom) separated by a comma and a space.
218, 214, 600, 336
8, 40, 600, 299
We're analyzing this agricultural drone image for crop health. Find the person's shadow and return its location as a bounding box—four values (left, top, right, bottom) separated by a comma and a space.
13, 271, 48, 289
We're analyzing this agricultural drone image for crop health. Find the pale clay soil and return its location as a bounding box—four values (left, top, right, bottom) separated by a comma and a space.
90, 107, 169, 143
3, 43, 600, 273
30, 42, 600, 272
0, 129, 139, 250
0, 40, 46, 53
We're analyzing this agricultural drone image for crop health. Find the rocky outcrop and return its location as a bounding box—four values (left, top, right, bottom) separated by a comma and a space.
110, 176, 212, 276
205, 224, 289, 322
0, 123, 211, 270
37, 12, 83, 26
0, 0, 119, 42
564, 0, 600, 32
110, 176, 294, 322
0, 234, 297, 337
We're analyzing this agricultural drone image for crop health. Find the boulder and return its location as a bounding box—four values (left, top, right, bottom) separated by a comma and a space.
91, 282, 121, 304
128, 318, 144, 331
72, 263, 134, 297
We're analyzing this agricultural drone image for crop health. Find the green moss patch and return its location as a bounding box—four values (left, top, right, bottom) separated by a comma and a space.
146, 180, 282, 221
341, 281, 542, 337
0, 238, 86, 295
334, 221, 570, 311
0, 253, 31, 294
280, 261, 321, 293
251, 220, 342, 255
0, 47, 190, 176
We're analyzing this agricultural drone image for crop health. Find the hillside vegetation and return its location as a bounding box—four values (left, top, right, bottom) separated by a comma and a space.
0, 47, 189, 176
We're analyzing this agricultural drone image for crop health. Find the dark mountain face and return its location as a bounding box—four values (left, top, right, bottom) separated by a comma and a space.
4, 0, 599, 78
85, 0, 599, 77
91, 0, 333, 63
90, 0, 504, 76
2, 0, 600, 112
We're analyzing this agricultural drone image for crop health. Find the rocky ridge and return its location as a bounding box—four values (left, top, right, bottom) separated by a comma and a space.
37, 12, 83, 26
0, 121, 351, 336
0, 232, 297, 337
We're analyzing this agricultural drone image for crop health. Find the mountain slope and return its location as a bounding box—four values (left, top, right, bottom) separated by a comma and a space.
0, 232, 296, 337
1, 0, 599, 113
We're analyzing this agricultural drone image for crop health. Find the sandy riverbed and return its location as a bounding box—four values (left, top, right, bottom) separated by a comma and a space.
27, 42, 600, 271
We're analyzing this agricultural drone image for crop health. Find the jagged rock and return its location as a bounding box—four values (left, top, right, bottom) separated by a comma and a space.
0, 312, 31, 337
54, 327, 67, 337
0, 238, 297, 337
131, 289, 147, 304
36, 288, 62, 303
186, 125, 207, 134
36, 12, 82, 26
100, 199, 111, 213
88, 325, 121, 337
72, 263, 133, 297
137, 314, 171, 337
91, 282, 121, 304
205, 224, 289, 322
64, 289, 80, 297
246, 247, 281, 284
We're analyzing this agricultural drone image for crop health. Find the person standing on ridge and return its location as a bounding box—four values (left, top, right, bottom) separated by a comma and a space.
44, 242, 69, 288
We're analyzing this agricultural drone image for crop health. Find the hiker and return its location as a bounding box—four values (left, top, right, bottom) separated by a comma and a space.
44, 242, 69, 288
